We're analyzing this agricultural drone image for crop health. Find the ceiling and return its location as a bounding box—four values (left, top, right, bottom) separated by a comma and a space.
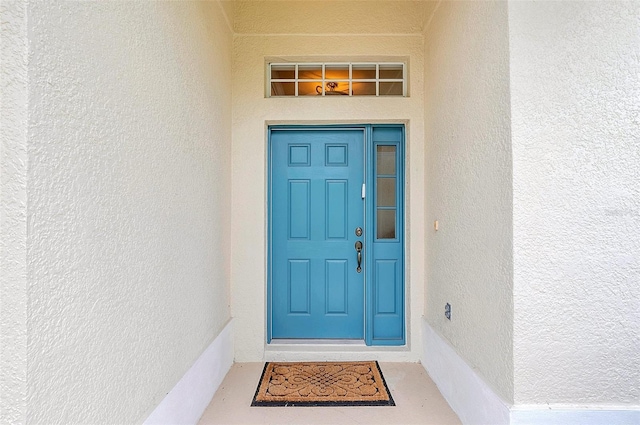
222, 1, 439, 35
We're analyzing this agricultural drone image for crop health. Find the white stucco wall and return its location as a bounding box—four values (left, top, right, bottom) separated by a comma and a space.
231, 34, 425, 361
510, 0, 640, 406
21, 1, 233, 423
423, 0, 514, 403
1, 1, 28, 423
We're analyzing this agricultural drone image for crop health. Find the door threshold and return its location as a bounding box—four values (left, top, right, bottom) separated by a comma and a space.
269, 339, 366, 346
263, 340, 413, 362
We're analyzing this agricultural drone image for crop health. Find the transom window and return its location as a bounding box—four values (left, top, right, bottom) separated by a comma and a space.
268, 62, 406, 97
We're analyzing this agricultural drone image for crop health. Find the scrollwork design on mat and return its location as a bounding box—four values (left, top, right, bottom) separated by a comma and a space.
259, 362, 389, 402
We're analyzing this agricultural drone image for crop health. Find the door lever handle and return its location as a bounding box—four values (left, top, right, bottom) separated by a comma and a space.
354, 241, 363, 273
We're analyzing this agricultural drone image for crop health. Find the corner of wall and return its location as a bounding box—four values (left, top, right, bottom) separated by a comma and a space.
422, 0, 442, 36
142, 320, 234, 425
215, 0, 235, 35
421, 318, 511, 425
423, 316, 640, 425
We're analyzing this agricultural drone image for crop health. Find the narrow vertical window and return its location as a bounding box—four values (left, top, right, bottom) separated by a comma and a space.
375, 145, 397, 239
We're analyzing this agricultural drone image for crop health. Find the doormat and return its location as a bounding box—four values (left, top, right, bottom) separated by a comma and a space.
251, 361, 395, 407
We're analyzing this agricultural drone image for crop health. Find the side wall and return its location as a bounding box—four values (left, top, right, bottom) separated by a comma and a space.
231, 35, 425, 361
510, 0, 640, 406
1, 1, 28, 423
423, 0, 514, 403
25, 2, 232, 423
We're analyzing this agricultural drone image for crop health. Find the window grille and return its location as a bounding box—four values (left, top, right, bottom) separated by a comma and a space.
268, 62, 406, 97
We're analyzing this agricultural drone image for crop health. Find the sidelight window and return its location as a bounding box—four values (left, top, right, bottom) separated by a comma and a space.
375, 145, 398, 239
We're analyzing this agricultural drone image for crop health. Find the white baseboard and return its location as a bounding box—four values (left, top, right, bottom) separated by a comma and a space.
421, 317, 640, 425
144, 320, 234, 425
511, 405, 640, 425
421, 318, 510, 425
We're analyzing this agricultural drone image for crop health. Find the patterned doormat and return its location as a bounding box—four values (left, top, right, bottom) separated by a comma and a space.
251, 361, 395, 407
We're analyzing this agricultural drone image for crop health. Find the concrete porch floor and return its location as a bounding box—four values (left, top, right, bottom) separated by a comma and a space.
198, 362, 461, 425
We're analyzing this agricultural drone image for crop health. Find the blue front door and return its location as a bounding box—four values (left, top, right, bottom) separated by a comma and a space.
270, 128, 365, 339
269, 125, 406, 345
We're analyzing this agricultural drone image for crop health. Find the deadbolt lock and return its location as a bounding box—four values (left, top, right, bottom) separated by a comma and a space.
355, 227, 363, 237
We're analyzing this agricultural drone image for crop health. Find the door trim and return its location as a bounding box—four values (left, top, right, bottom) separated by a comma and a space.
267, 124, 405, 346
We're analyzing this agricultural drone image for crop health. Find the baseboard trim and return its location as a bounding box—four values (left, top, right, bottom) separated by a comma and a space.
421, 317, 640, 425
421, 317, 511, 425
143, 320, 234, 425
511, 405, 640, 425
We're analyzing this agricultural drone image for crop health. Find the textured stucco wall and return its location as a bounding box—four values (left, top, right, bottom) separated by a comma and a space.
232, 34, 425, 362
24, 1, 232, 423
510, 0, 640, 405
1, 1, 28, 423
423, 0, 514, 403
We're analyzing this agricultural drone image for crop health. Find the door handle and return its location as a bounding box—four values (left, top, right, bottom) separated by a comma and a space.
354, 241, 363, 273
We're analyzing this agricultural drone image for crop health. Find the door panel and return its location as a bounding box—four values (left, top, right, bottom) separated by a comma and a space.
271, 129, 365, 339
